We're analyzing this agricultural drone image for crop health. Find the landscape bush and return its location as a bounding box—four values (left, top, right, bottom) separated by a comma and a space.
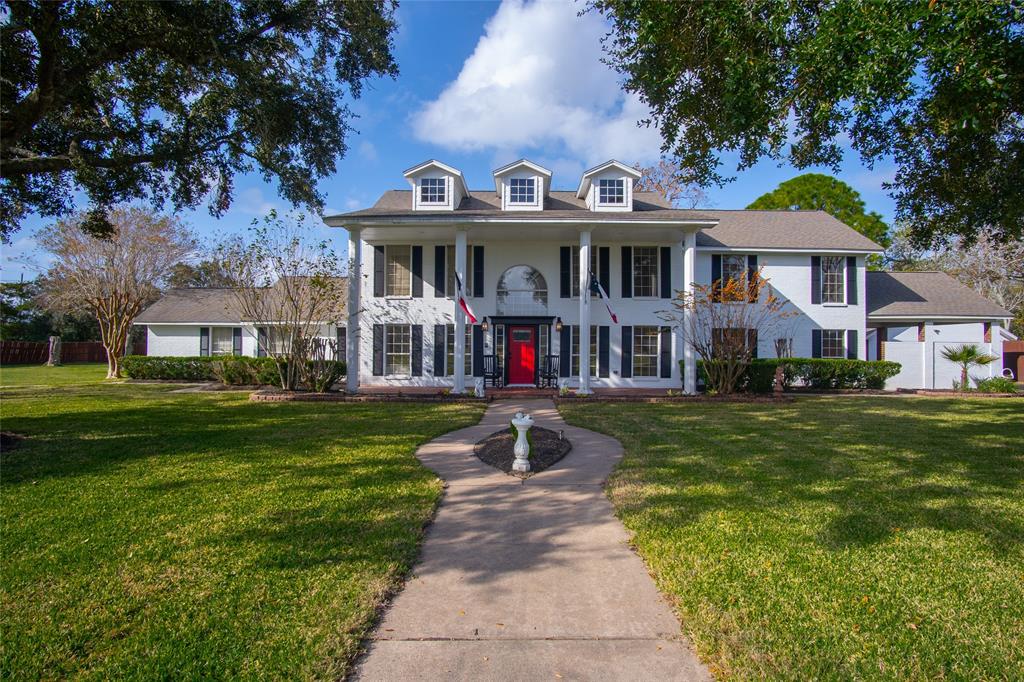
973, 376, 1018, 393
122, 355, 345, 389
694, 358, 902, 392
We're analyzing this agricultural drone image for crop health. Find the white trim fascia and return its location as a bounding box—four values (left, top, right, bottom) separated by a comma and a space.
326, 216, 717, 228
869, 314, 1011, 322
697, 246, 884, 255
134, 320, 340, 326
492, 158, 552, 178
576, 159, 642, 198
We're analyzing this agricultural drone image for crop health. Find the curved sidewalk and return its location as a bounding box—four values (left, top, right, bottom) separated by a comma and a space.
355, 399, 710, 681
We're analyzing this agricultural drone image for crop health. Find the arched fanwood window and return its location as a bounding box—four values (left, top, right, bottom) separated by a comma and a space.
496, 265, 548, 315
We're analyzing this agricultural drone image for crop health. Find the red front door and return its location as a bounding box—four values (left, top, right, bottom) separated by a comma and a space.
508, 326, 536, 385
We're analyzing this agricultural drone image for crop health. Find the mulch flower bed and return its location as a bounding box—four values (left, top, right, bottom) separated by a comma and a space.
473, 426, 572, 479
249, 389, 486, 403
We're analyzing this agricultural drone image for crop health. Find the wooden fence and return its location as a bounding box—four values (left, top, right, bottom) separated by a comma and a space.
0, 340, 146, 365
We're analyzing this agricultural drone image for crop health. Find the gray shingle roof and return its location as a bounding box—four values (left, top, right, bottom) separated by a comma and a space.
136, 279, 347, 324
866, 271, 1011, 319
135, 289, 243, 323
327, 191, 883, 251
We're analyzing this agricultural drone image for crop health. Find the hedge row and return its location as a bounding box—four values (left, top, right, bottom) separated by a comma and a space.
122, 355, 346, 388
693, 357, 903, 392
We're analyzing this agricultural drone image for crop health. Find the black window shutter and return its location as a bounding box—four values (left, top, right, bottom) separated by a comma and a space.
200, 327, 210, 356
411, 246, 423, 298
559, 325, 571, 377
847, 329, 858, 360
711, 254, 722, 302
660, 247, 672, 298
748, 329, 758, 359
621, 326, 633, 378
257, 327, 267, 358
659, 327, 672, 378
434, 245, 446, 297
433, 325, 445, 376
599, 247, 610, 295
373, 245, 385, 297
598, 326, 610, 378
811, 329, 822, 359
472, 325, 483, 377
372, 324, 384, 375
747, 254, 759, 302
336, 327, 346, 360
621, 246, 633, 298
811, 256, 822, 304
846, 256, 858, 304
411, 325, 423, 376
560, 246, 571, 298
232, 327, 242, 355
473, 246, 484, 297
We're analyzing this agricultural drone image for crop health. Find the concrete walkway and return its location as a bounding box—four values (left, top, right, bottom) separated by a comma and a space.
355, 399, 710, 681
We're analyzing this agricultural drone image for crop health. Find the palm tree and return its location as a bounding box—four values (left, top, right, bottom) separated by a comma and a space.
940, 344, 997, 390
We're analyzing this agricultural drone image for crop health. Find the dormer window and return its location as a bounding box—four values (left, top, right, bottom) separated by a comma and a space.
420, 178, 446, 204
598, 178, 625, 205
509, 178, 535, 204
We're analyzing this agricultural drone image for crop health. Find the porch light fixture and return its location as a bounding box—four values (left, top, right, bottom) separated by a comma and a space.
554, 317, 563, 333
481, 317, 490, 332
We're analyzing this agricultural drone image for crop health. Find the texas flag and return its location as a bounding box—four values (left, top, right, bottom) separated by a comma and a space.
455, 273, 477, 324
588, 272, 619, 324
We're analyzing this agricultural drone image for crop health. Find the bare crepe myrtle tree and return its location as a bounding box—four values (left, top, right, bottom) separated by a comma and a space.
661, 270, 797, 394
219, 211, 344, 391
37, 207, 196, 378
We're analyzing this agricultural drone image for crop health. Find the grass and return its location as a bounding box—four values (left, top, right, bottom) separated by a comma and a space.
1, 365, 484, 679
560, 397, 1024, 680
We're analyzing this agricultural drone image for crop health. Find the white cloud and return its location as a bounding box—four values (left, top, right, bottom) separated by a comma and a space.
235, 186, 280, 217
413, 0, 661, 167
357, 139, 378, 162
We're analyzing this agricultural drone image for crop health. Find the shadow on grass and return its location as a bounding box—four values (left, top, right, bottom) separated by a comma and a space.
563, 397, 1024, 554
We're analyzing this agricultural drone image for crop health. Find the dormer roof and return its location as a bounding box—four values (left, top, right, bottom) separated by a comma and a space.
575, 160, 642, 199
402, 159, 469, 196
491, 158, 552, 196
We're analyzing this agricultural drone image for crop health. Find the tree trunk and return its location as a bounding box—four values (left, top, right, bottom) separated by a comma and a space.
961, 365, 969, 390
47, 335, 61, 366
106, 348, 121, 379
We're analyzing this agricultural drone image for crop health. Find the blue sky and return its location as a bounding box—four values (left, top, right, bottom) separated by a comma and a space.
2, 0, 897, 281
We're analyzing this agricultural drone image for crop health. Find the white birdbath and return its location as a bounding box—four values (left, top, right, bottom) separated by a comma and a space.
511, 411, 534, 473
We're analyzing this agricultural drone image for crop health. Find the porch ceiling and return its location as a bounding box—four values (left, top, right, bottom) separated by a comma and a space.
331, 221, 711, 243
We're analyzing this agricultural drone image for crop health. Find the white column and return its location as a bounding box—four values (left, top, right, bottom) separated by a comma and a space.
578, 229, 592, 394
346, 228, 362, 394
922, 321, 934, 389
671, 234, 685, 386
683, 231, 697, 394
454, 229, 468, 394
989, 320, 1003, 379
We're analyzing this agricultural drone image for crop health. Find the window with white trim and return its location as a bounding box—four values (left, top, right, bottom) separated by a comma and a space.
385, 324, 411, 375
446, 324, 473, 376
821, 256, 845, 303
633, 326, 659, 377
633, 246, 659, 298
420, 178, 445, 204
570, 325, 598, 376
571, 248, 600, 298
721, 254, 747, 285
821, 329, 845, 358
386, 245, 412, 297
509, 178, 535, 204
445, 245, 473, 297
211, 327, 234, 356
598, 178, 625, 204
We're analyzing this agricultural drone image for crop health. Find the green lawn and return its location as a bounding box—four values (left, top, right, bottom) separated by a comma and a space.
560, 397, 1024, 680
1, 366, 484, 679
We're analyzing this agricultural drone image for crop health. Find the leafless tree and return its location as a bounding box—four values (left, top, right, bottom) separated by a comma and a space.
886, 228, 1024, 334
634, 158, 709, 209
661, 270, 797, 394
219, 212, 345, 391
36, 207, 196, 378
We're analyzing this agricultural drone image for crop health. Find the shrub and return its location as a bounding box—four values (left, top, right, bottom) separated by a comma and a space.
973, 376, 1019, 393
123, 355, 345, 389
691, 358, 902, 393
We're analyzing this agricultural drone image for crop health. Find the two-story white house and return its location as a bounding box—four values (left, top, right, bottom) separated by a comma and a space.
322, 159, 884, 394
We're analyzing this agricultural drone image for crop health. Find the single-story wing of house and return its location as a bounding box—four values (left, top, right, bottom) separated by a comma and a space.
865, 271, 1014, 389
134, 157, 1014, 392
